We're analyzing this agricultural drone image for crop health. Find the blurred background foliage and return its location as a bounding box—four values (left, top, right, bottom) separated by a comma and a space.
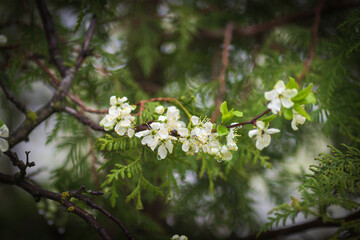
0, 0, 360, 239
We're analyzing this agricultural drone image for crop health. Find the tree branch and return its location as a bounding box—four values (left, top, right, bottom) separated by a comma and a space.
211, 22, 234, 123
0, 79, 28, 114
297, 0, 326, 85
239, 210, 360, 240
36, 0, 67, 77
62, 106, 105, 132
226, 109, 271, 129
0, 172, 112, 240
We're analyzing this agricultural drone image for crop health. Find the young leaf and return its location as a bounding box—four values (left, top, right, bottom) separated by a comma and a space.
217, 125, 229, 136
261, 114, 277, 123
220, 101, 228, 115
286, 77, 299, 90
292, 83, 313, 102
233, 111, 243, 117
296, 92, 317, 105
293, 104, 311, 121
283, 108, 293, 120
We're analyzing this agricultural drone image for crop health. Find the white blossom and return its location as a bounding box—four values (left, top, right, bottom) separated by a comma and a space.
0, 124, 9, 155
248, 121, 280, 150
264, 80, 297, 114
0, 35, 7, 45
226, 128, 238, 151
291, 109, 306, 130
155, 105, 165, 114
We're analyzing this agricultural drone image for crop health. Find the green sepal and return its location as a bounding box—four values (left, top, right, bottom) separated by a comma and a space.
293, 104, 311, 121
286, 77, 299, 90
292, 83, 313, 102
217, 125, 229, 136
261, 114, 277, 123
283, 108, 293, 120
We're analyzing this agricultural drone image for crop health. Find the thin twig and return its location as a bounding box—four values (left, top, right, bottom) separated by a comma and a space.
297, 0, 326, 85
36, 0, 67, 77
62, 106, 105, 132
226, 109, 271, 129
0, 79, 28, 114
70, 186, 136, 240
0, 172, 112, 240
211, 22, 234, 123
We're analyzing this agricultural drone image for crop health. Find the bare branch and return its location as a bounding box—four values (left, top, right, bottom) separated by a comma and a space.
211, 22, 234, 123
62, 106, 105, 132
0, 172, 112, 240
0, 79, 28, 114
36, 0, 67, 77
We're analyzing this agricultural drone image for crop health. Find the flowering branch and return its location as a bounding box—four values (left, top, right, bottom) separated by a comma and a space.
62, 106, 105, 132
226, 109, 271, 129
297, 0, 326, 85
211, 22, 234, 123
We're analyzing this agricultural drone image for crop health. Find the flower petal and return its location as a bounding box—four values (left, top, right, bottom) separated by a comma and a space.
0, 138, 9, 152
0, 125, 9, 138
267, 98, 281, 114
264, 90, 278, 101
274, 80, 286, 94
182, 141, 190, 152
281, 97, 294, 108
266, 128, 280, 134
191, 116, 199, 126
127, 128, 135, 138
248, 129, 259, 138
291, 118, 298, 131
256, 121, 265, 130
158, 144, 167, 159
284, 88, 298, 98
256, 134, 271, 150
165, 140, 173, 153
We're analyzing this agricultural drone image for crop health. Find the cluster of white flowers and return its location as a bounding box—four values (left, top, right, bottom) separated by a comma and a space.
0, 123, 9, 156
99, 96, 136, 137
171, 234, 188, 240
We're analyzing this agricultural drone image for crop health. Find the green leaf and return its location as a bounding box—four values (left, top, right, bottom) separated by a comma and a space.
292, 83, 313, 102
283, 108, 293, 120
286, 77, 299, 90
261, 114, 277, 123
233, 111, 243, 117
217, 125, 229, 136
220, 101, 228, 115
297, 92, 317, 105
293, 104, 311, 121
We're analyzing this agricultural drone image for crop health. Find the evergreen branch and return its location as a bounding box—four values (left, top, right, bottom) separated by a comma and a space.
211, 22, 234, 123
238, 210, 360, 240
197, 1, 360, 40
0, 78, 28, 114
36, 0, 67, 77
297, 0, 326, 85
0, 172, 112, 240
62, 106, 105, 132
69, 186, 136, 240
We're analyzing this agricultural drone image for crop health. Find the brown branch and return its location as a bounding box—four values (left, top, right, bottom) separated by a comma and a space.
70, 186, 136, 240
62, 106, 105, 132
0, 172, 112, 240
238, 210, 360, 240
297, 0, 326, 85
36, 0, 67, 77
0, 79, 28, 114
226, 109, 271, 129
196, 1, 360, 40
134, 97, 179, 116
211, 22, 234, 123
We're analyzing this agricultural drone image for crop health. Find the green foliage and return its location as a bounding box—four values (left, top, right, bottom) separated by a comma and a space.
260, 144, 360, 236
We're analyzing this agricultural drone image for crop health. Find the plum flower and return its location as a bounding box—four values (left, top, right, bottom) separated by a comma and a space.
265, 80, 297, 114
248, 121, 280, 150
0, 123, 9, 155
155, 106, 165, 114
291, 109, 306, 130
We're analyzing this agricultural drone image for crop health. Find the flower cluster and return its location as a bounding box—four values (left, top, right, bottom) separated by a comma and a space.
171, 234, 188, 240
99, 96, 136, 137
0, 122, 9, 156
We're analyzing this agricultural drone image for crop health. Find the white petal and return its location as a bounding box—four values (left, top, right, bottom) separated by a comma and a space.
158, 144, 167, 159
191, 116, 199, 126
274, 80, 286, 94
256, 134, 271, 150
248, 129, 259, 138
127, 128, 135, 138
158, 116, 167, 122
291, 118, 298, 131
267, 99, 281, 114
281, 97, 294, 108
165, 140, 173, 153
141, 135, 151, 145
149, 137, 159, 151
0, 125, 9, 138
135, 130, 150, 138
119, 96, 128, 103
178, 128, 189, 137
284, 88, 298, 98
155, 106, 165, 114
264, 90, 278, 101
109, 106, 120, 116
0, 138, 9, 152
110, 96, 117, 105
266, 128, 280, 134
256, 121, 265, 130
150, 122, 161, 130
182, 141, 190, 152
115, 124, 126, 136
